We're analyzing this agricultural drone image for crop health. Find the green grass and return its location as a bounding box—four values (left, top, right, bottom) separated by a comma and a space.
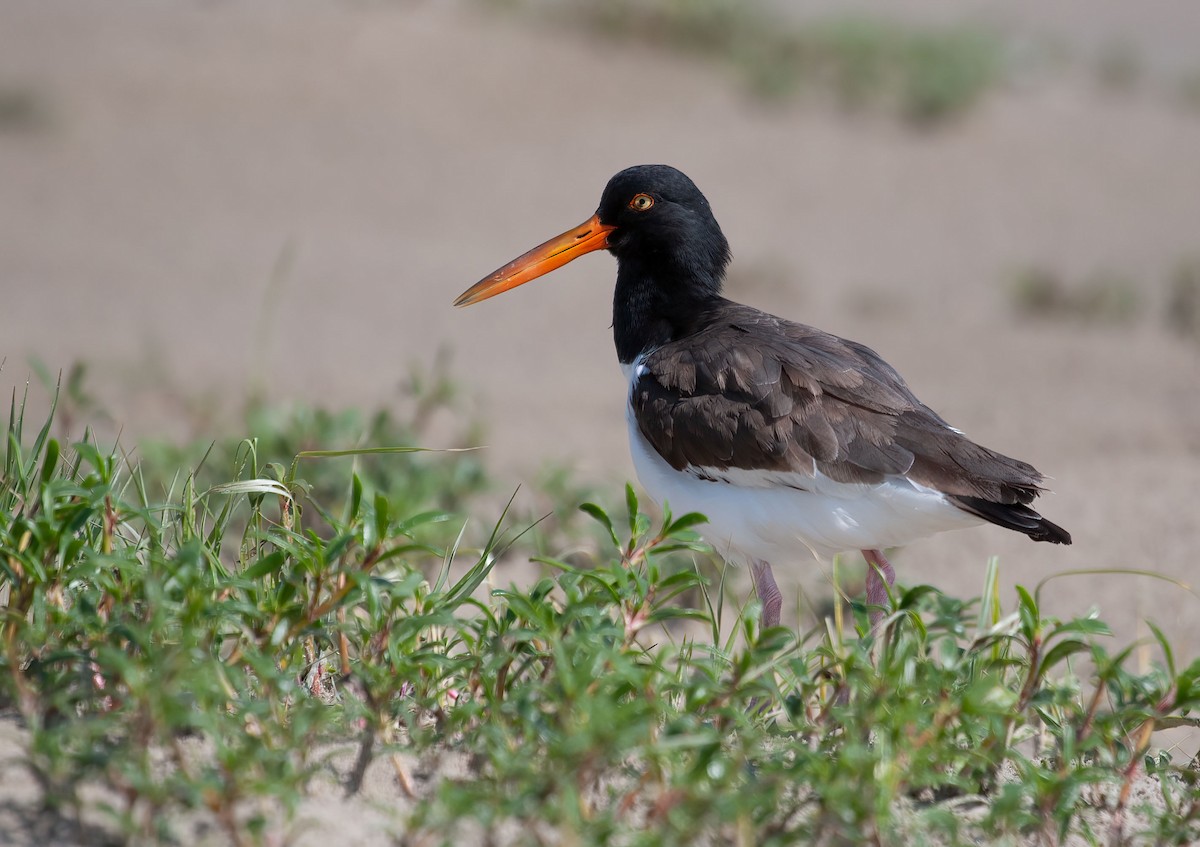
1094, 42, 1143, 93
1010, 260, 1200, 344
1177, 68, 1200, 112
1010, 266, 1143, 326
0, 84, 48, 133
2, 377, 1200, 845
1166, 258, 1200, 343
487, 0, 1003, 126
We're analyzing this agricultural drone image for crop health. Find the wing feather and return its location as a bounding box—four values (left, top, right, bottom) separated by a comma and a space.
632, 303, 1049, 506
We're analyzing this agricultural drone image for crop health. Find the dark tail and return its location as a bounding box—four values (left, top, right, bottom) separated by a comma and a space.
950, 495, 1072, 545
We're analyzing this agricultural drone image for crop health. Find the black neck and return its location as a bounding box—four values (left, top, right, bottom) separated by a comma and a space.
612, 256, 723, 364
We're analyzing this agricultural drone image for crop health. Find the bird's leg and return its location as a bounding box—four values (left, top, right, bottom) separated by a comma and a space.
749, 559, 783, 630
861, 548, 896, 629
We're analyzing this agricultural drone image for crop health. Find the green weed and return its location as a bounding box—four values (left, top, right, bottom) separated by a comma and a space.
1166, 258, 1200, 342
2, 381, 1199, 845
1095, 42, 1143, 93
1010, 266, 1143, 326
488, 0, 1003, 126
0, 84, 47, 133
1177, 68, 1200, 112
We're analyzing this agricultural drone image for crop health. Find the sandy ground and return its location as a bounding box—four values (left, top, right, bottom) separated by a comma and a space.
2, 0, 1200, 842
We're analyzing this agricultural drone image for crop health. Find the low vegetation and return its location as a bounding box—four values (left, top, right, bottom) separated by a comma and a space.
1166, 259, 1200, 342
1010, 267, 1142, 326
2, 376, 1199, 846
485, 0, 1003, 125
0, 84, 48, 133
1010, 260, 1200, 347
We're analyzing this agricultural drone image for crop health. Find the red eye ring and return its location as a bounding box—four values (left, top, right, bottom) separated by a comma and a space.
628, 193, 654, 211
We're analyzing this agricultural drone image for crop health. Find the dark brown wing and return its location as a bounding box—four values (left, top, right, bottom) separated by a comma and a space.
632, 303, 1071, 544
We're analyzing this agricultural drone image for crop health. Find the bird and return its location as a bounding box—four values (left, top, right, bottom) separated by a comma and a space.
454, 164, 1070, 631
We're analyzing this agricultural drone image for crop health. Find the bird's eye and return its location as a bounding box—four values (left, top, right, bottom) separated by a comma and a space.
628, 193, 654, 211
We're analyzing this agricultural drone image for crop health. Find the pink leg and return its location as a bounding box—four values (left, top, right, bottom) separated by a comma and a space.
750, 559, 783, 630
862, 548, 896, 628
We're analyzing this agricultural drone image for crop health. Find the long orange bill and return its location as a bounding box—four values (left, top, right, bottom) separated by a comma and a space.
454, 214, 616, 307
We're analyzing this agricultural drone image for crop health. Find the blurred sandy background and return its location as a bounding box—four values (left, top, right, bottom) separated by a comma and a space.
2, 0, 1199, 652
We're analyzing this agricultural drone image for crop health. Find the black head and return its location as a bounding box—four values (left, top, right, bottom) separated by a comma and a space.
595, 165, 731, 297
453, 164, 730, 308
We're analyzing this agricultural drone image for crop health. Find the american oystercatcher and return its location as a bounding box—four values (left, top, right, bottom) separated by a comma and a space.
455, 165, 1070, 629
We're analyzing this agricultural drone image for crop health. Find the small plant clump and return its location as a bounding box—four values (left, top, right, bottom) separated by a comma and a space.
0, 83, 48, 133
1177, 68, 1200, 112
1010, 267, 1143, 326
2, 380, 1199, 845
1165, 258, 1200, 342
488, 0, 1003, 125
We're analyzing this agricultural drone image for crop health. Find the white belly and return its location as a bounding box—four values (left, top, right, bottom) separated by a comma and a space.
621, 362, 981, 565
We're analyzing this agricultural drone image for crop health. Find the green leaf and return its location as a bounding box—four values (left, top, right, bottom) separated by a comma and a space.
1050, 617, 1113, 639
649, 540, 710, 555
295, 445, 478, 459
28, 376, 60, 474
1173, 657, 1200, 708
648, 607, 711, 625
625, 483, 639, 539
663, 511, 710, 536
241, 550, 288, 581
579, 502, 620, 548
898, 583, 940, 609
38, 437, 60, 486
396, 510, 452, 535
1040, 638, 1090, 673
444, 550, 498, 610
1146, 619, 1176, 677
1015, 584, 1038, 638
346, 472, 363, 523
373, 492, 390, 544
